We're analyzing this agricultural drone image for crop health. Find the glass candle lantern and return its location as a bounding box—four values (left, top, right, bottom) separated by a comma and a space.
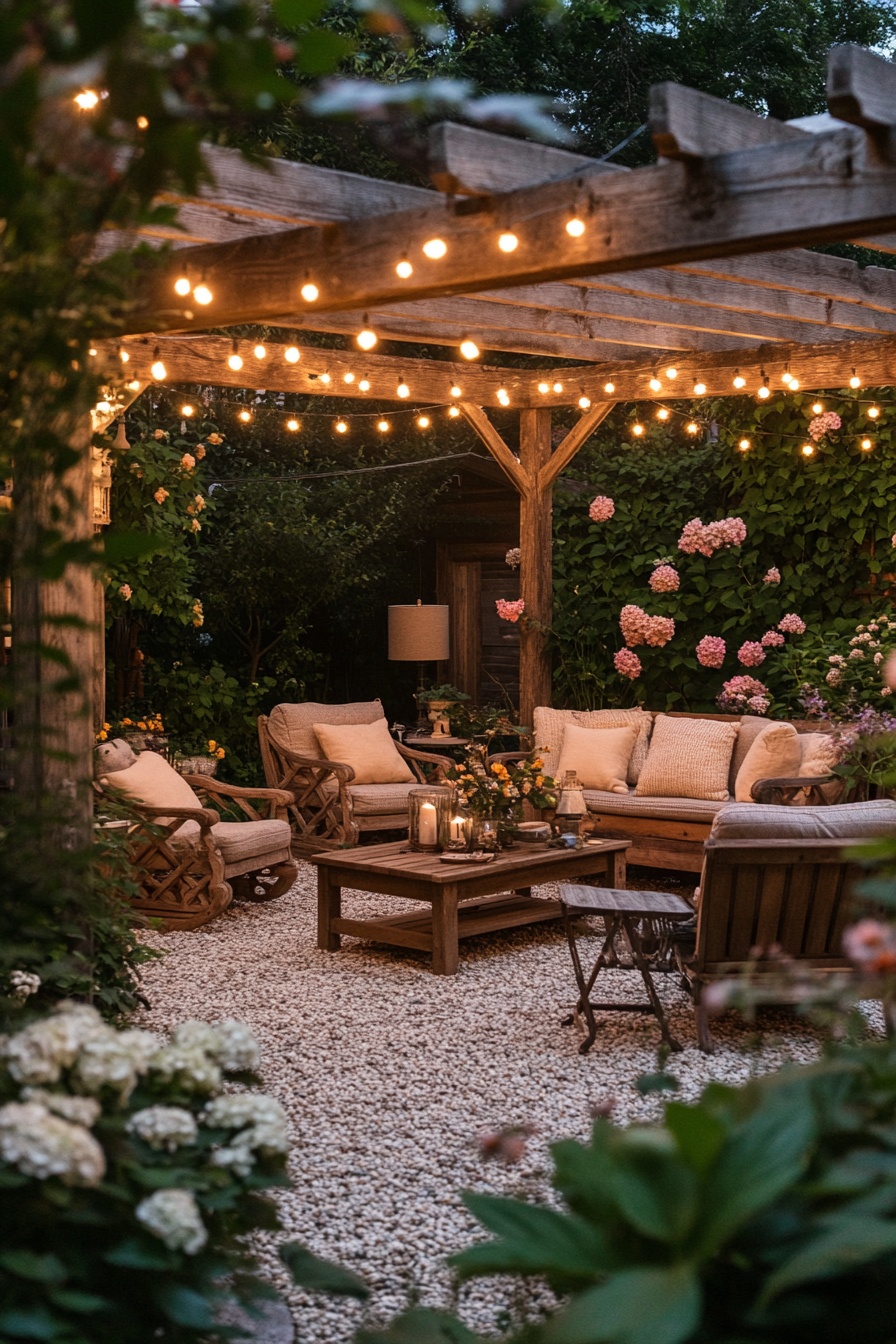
555, 770, 587, 844
407, 785, 452, 852
446, 808, 473, 851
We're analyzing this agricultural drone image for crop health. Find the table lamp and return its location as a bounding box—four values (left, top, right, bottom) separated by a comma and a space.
388, 600, 449, 731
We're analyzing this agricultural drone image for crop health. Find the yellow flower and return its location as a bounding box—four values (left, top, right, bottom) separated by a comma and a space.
535, 775, 544, 787
208, 740, 217, 751
532, 758, 543, 770
122, 718, 133, 727
96, 730, 108, 741
215, 747, 226, 759
103, 722, 110, 731
137, 721, 147, 730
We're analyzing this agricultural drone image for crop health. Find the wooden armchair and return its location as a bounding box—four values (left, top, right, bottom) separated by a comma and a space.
96, 742, 297, 932
258, 700, 447, 855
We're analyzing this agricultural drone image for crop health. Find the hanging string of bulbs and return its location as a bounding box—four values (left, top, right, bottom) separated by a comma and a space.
627, 398, 888, 456
153, 389, 466, 436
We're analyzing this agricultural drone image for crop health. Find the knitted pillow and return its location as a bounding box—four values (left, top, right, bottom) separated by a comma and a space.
635, 714, 738, 802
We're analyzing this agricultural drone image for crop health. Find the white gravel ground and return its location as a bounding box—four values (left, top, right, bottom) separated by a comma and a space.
137, 865, 881, 1341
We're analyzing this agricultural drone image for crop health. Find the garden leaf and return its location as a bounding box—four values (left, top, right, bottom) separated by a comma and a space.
152, 1283, 216, 1328
454, 1192, 611, 1280
760, 1217, 896, 1303
544, 1263, 701, 1344
356, 1308, 482, 1342
279, 1242, 369, 1299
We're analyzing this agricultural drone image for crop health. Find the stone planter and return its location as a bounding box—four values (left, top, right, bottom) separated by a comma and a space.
173, 754, 219, 777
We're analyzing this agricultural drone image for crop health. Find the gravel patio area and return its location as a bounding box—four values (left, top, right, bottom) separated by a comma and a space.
137, 864, 877, 1341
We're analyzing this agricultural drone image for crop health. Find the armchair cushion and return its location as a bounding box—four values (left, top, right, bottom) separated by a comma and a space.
100, 749, 202, 822
268, 700, 385, 758
347, 781, 419, 816
313, 718, 413, 785
556, 722, 637, 794
209, 819, 292, 866
709, 799, 896, 841
734, 723, 802, 802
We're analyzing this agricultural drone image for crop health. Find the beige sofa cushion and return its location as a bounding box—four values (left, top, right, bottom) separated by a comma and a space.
533, 707, 651, 786
709, 799, 896, 841
729, 715, 771, 793
585, 789, 725, 824
636, 714, 737, 802
268, 700, 385, 758
313, 718, 413, 785
734, 723, 802, 802
101, 750, 202, 822
556, 723, 637, 794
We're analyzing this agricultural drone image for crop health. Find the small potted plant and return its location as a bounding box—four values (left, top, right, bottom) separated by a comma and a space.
416, 684, 470, 736
171, 736, 227, 777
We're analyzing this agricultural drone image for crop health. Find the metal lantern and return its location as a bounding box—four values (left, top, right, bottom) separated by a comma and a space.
556, 769, 587, 843
407, 785, 452, 852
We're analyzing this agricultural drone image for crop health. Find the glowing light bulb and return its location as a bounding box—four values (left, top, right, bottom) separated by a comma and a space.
789, 377, 800, 390
686, 422, 699, 435
416, 415, 431, 428
656, 408, 669, 421
286, 418, 300, 432
136, 115, 149, 130
397, 381, 410, 399
88, 347, 97, 357
850, 370, 861, 389
497, 389, 510, 405
319, 373, 331, 384
174, 276, 191, 296
396, 259, 413, 279
284, 346, 300, 364
733, 371, 746, 388
782, 370, 793, 385
450, 385, 462, 398
801, 443, 814, 456
869, 405, 881, 419
694, 381, 707, 396
566, 217, 585, 237
357, 327, 377, 351
150, 357, 166, 382
757, 380, 771, 400
423, 238, 447, 259
238, 409, 252, 423
552, 382, 563, 394
649, 376, 662, 392
861, 437, 873, 450
358, 379, 371, 392
181, 404, 195, 417
344, 372, 355, 384
665, 366, 678, 380
498, 232, 519, 252
95, 400, 111, 414
227, 352, 243, 371
254, 344, 266, 360
74, 89, 99, 110
811, 401, 824, 414
578, 396, 592, 409
118, 347, 130, 363
448, 406, 460, 418
631, 422, 645, 437
603, 381, 615, 394
301, 282, 319, 302
193, 284, 213, 305
459, 339, 480, 361
537, 382, 550, 394
335, 419, 348, 434
738, 437, 751, 451
377, 419, 390, 433
127, 380, 140, 391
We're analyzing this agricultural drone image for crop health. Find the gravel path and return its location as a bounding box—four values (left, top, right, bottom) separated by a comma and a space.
137, 865, 878, 1341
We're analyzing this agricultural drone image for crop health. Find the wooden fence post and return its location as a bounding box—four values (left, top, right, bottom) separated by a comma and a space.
517, 409, 553, 732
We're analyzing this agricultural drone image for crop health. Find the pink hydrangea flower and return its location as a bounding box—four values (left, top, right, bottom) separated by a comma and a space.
588, 495, 615, 522
495, 599, 525, 623
678, 518, 711, 556
119, 583, 132, 600
648, 564, 680, 593
808, 411, 842, 442
763, 567, 781, 585
678, 516, 746, 556
778, 613, 806, 635
761, 630, 785, 648
696, 636, 726, 668
153, 487, 169, 504
614, 648, 642, 680
181, 452, 196, 471
645, 615, 675, 647
747, 694, 771, 714
716, 675, 770, 714
619, 605, 651, 647
843, 918, 896, 973
738, 641, 766, 667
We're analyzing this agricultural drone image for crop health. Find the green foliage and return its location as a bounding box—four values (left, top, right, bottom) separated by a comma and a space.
435, 1041, 896, 1342
551, 393, 896, 714
145, 662, 279, 784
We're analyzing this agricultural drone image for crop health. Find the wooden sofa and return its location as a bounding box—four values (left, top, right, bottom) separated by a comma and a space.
525, 708, 840, 874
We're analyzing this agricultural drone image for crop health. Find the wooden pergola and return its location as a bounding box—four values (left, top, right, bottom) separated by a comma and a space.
71, 43, 896, 772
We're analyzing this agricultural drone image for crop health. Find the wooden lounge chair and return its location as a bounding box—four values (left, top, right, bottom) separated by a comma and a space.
258, 699, 447, 855
683, 800, 896, 1050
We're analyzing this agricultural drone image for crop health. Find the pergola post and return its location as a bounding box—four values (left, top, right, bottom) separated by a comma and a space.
517, 408, 553, 731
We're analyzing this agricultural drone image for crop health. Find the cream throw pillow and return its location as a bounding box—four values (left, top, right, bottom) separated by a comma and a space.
734, 723, 802, 802
532, 707, 651, 785
556, 723, 637, 794
101, 750, 202, 822
313, 718, 414, 785
798, 732, 840, 777
635, 714, 737, 802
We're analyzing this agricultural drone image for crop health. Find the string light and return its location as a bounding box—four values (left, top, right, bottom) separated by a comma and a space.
254, 344, 266, 360
335, 419, 348, 434
227, 340, 243, 372
656, 407, 669, 420
118, 346, 129, 363
738, 437, 751, 451
300, 281, 319, 302
811, 401, 824, 414
459, 338, 480, 361
497, 389, 510, 406
193, 284, 213, 305
693, 381, 707, 396
150, 349, 166, 381
359, 379, 371, 392
284, 347, 300, 364
686, 422, 699, 435
801, 442, 814, 457
344, 373, 355, 384
789, 377, 800, 390
74, 89, 100, 110
868, 405, 881, 419
416, 415, 431, 428
174, 277, 191, 296
357, 321, 377, 351
850, 369, 861, 389
95, 400, 111, 414
552, 381, 564, 394
396, 259, 413, 279
603, 381, 615, 394
566, 216, 586, 237
127, 380, 141, 392
861, 437, 874, 450
238, 409, 252, 423
377, 419, 390, 433
422, 238, 447, 259
732, 370, 746, 388
286, 418, 300, 432
88, 347, 97, 357
448, 406, 460, 418
757, 374, 771, 400
136, 115, 149, 130
450, 385, 462, 398
498, 232, 519, 252
665, 367, 678, 380
397, 380, 410, 399
181, 404, 195, 417
578, 395, 592, 409
631, 421, 645, 437
649, 374, 662, 392
537, 382, 550, 394
782, 367, 793, 385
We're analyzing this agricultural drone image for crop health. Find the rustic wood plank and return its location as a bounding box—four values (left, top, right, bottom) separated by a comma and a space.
803, 863, 843, 957
650, 83, 809, 160
518, 409, 553, 729
539, 403, 614, 490
827, 44, 896, 141
331, 917, 433, 950
127, 123, 896, 334
428, 122, 614, 195
458, 404, 529, 492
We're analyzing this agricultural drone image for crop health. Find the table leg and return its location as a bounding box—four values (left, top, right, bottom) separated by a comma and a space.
432, 884, 459, 975
605, 847, 627, 890
623, 915, 683, 1052
317, 867, 341, 951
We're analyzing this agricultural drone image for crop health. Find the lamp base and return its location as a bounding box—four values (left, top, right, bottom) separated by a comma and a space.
415, 660, 430, 733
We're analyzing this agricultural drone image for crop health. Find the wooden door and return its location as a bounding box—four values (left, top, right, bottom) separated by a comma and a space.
437, 542, 519, 705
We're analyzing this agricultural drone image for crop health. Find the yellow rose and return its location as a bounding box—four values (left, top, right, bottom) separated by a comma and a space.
208, 740, 217, 751
96, 730, 108, 741
216, 748, 226, 759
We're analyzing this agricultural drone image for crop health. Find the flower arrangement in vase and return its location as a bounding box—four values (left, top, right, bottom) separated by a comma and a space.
445, 744, 557, 846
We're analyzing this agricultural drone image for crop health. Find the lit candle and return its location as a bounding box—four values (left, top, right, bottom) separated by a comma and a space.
418, 802, 438, 847
449, 815, 466, 844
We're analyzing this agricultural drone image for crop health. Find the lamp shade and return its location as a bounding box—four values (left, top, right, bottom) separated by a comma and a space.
388, 602, 449, 661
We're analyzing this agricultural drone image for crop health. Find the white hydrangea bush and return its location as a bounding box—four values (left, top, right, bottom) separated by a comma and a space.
0, 1000, 337, 1342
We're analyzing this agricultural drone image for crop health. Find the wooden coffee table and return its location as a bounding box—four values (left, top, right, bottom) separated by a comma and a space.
310, 839, 630, 975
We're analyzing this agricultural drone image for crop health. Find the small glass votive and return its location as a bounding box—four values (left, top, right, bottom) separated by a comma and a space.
446, 810, 472, 851
407, 785, 453, 852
